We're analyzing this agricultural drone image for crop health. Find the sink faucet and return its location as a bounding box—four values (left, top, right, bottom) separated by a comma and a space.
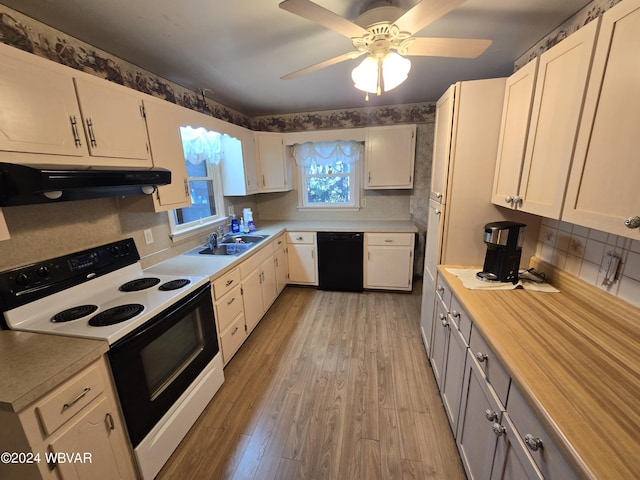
208, 232, 218, 251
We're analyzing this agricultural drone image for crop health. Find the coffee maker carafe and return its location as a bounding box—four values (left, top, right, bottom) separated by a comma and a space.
477, 221, 526, 284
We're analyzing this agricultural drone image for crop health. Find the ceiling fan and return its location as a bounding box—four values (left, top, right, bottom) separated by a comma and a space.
279, 0, 492, 98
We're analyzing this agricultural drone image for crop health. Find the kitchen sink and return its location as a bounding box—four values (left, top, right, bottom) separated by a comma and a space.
193, 234, 269, 256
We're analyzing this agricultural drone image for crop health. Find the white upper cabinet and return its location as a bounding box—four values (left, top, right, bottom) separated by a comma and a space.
220, 128, 259, 196
431, 86, 456, 204
0, 43, 152, 168
563, 0, 640, 238
0, 43, 87, 160
365, 124, 416, 189
491, 58, 538, 209
73, 74, 151, 165
255, 132, 292, 192
142, 98, 192, 211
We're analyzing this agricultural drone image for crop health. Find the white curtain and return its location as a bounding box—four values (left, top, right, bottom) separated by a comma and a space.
180, 126, 222, 165
293, 140, 362, 167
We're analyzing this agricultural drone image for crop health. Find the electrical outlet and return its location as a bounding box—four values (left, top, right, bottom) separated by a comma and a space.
361, 198, 367, 207
144, 229, 154, 245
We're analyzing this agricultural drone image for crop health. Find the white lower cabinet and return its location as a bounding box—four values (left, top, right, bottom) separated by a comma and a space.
240, 244, 277, 335
429, 276, 581, 480
286, 232, 317, 285
273, 233, 289, 294
212, 269, 246, 364
0, 357, 135, 480
364, 233, 414, 291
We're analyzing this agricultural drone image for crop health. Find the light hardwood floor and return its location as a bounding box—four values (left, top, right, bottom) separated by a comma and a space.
157, 284, 465, 480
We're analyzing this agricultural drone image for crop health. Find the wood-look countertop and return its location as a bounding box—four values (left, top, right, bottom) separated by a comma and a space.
0, 330, 108, 413
438, 259, 640, 480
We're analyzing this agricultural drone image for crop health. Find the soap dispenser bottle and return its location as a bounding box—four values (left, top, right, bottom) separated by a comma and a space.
231, 213, 239, 233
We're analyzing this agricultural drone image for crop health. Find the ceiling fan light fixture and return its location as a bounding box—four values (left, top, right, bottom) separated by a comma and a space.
351, 51, 411, 96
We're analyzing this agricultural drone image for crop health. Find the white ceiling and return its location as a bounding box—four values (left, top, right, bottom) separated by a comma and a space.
1, 0, 593, 116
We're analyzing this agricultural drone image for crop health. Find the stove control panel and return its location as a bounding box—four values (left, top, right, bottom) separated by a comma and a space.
0, 238, 140, 312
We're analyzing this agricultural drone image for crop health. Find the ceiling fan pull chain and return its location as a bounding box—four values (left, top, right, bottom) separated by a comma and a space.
377, 56, 384, 95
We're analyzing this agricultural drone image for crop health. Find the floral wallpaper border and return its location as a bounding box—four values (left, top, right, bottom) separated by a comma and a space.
515, 0, 622, 70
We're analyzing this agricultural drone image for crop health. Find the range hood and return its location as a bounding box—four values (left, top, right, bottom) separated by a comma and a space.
0, 162, 171, 206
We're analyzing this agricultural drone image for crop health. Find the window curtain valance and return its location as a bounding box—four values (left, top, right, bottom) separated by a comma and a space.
293, 140, 363, 167
180, 126, 222, 165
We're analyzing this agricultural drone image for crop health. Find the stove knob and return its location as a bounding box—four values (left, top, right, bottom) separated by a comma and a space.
121, 243, 131, 255
16, 273, 30, 286
110, 245, 121, 256
37, 266, 50, 278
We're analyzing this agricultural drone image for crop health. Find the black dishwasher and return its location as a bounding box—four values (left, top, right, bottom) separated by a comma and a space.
317, 232, 363, 292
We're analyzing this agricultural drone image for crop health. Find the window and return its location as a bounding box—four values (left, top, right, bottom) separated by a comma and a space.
168, 126, 225, 235
294, 140, 362, 209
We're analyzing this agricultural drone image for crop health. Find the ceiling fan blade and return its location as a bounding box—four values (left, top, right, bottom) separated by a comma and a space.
281, 51, 366, 80
279, 0, 368, 39
394, 0, 467, 34
406, 37, 492, 58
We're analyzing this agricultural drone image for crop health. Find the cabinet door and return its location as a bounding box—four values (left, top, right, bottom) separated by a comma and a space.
287, 244, 317, 285
220, 129, 259, 196
0, 43, 87, 160
49, 395, 135, 480
456, 349, 504, 480
491, 414, 544, 480
430, 298, 449, 390
419, 274, 436, 356
260, 256, 278, 311
365, 245, 413, 290
441, 317, 468, 435
563, 0, 640, 237
242, 268, 264, 333
255, 132, 290, 192
274, 245, 289, 294
431, 85, 456, 203
365, 125, 416, 189
143, 99, 191, 210
518, 20, 599, 218
74, 75, 151, 165
491, 59, 538, 209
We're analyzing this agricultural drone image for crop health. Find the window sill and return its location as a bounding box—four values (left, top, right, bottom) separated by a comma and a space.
296, 205, 361, 212
169, 217, 228, 243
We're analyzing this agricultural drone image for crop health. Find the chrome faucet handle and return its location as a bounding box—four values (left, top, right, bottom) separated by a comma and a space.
208, 232, 218, 250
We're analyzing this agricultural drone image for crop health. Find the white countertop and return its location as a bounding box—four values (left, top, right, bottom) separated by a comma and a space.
147, 220, 417, 280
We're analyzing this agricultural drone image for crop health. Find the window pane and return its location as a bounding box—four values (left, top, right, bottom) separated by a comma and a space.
186, 160, 207, 178
174, 180, 216, 225
307, 176, 351, 203
305, 161, 350, 175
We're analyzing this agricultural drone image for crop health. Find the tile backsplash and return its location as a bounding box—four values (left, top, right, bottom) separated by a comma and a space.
536, 218, 640, 308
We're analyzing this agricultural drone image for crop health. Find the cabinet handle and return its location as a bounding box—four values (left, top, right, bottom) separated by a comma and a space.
476, 351, 488, 363
275, 258, 279, 267
105, 413, 115, 431
434, 209, 441, 215
227, 297, 236, 306
435, 192, 442, 199
384, 239, 393, 243
451, 310, 460, 318
262, 175, 266, 186
296, 236, 304, 241
62, 387, 91, 411
440, 317, 449, 327
485, 409, 498, 422
436, 286, 444, 293
624, 216, 640, 229
505, 196, 514, 205
69, 116, 82, 147
86, 118, 97, 147
232, 326, 239, 335
492, 423, 506, 437
368, 171, 372, 183
513, 196, 522, 207
524, 434, 543, 452
225, 279, 234, 287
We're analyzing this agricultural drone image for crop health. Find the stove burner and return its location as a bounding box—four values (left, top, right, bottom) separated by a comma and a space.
119, 277, 161, 292
89, 304, 144, 326
51, 305, 99, 323
159, 279, 191, 291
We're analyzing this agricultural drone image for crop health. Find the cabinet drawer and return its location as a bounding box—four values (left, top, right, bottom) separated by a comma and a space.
507, 382, 580, 480
436, 276, 452, 308
215, 284, 244, 332
366, 232, 413, 246
286, 231, 315, 244
220, 313, 246, 364
35, 360, 105, 436
469, 328, 510, 406
212, 268, 241, 300
273, 232, 287, 249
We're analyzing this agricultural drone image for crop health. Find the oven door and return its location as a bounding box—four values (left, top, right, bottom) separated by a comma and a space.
108, 282, 218, 447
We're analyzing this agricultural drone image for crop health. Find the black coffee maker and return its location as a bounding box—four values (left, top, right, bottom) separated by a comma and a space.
477, 221, 526, 284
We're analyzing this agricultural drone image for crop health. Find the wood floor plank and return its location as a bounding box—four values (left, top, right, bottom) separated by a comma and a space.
157, 284, 464, 480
